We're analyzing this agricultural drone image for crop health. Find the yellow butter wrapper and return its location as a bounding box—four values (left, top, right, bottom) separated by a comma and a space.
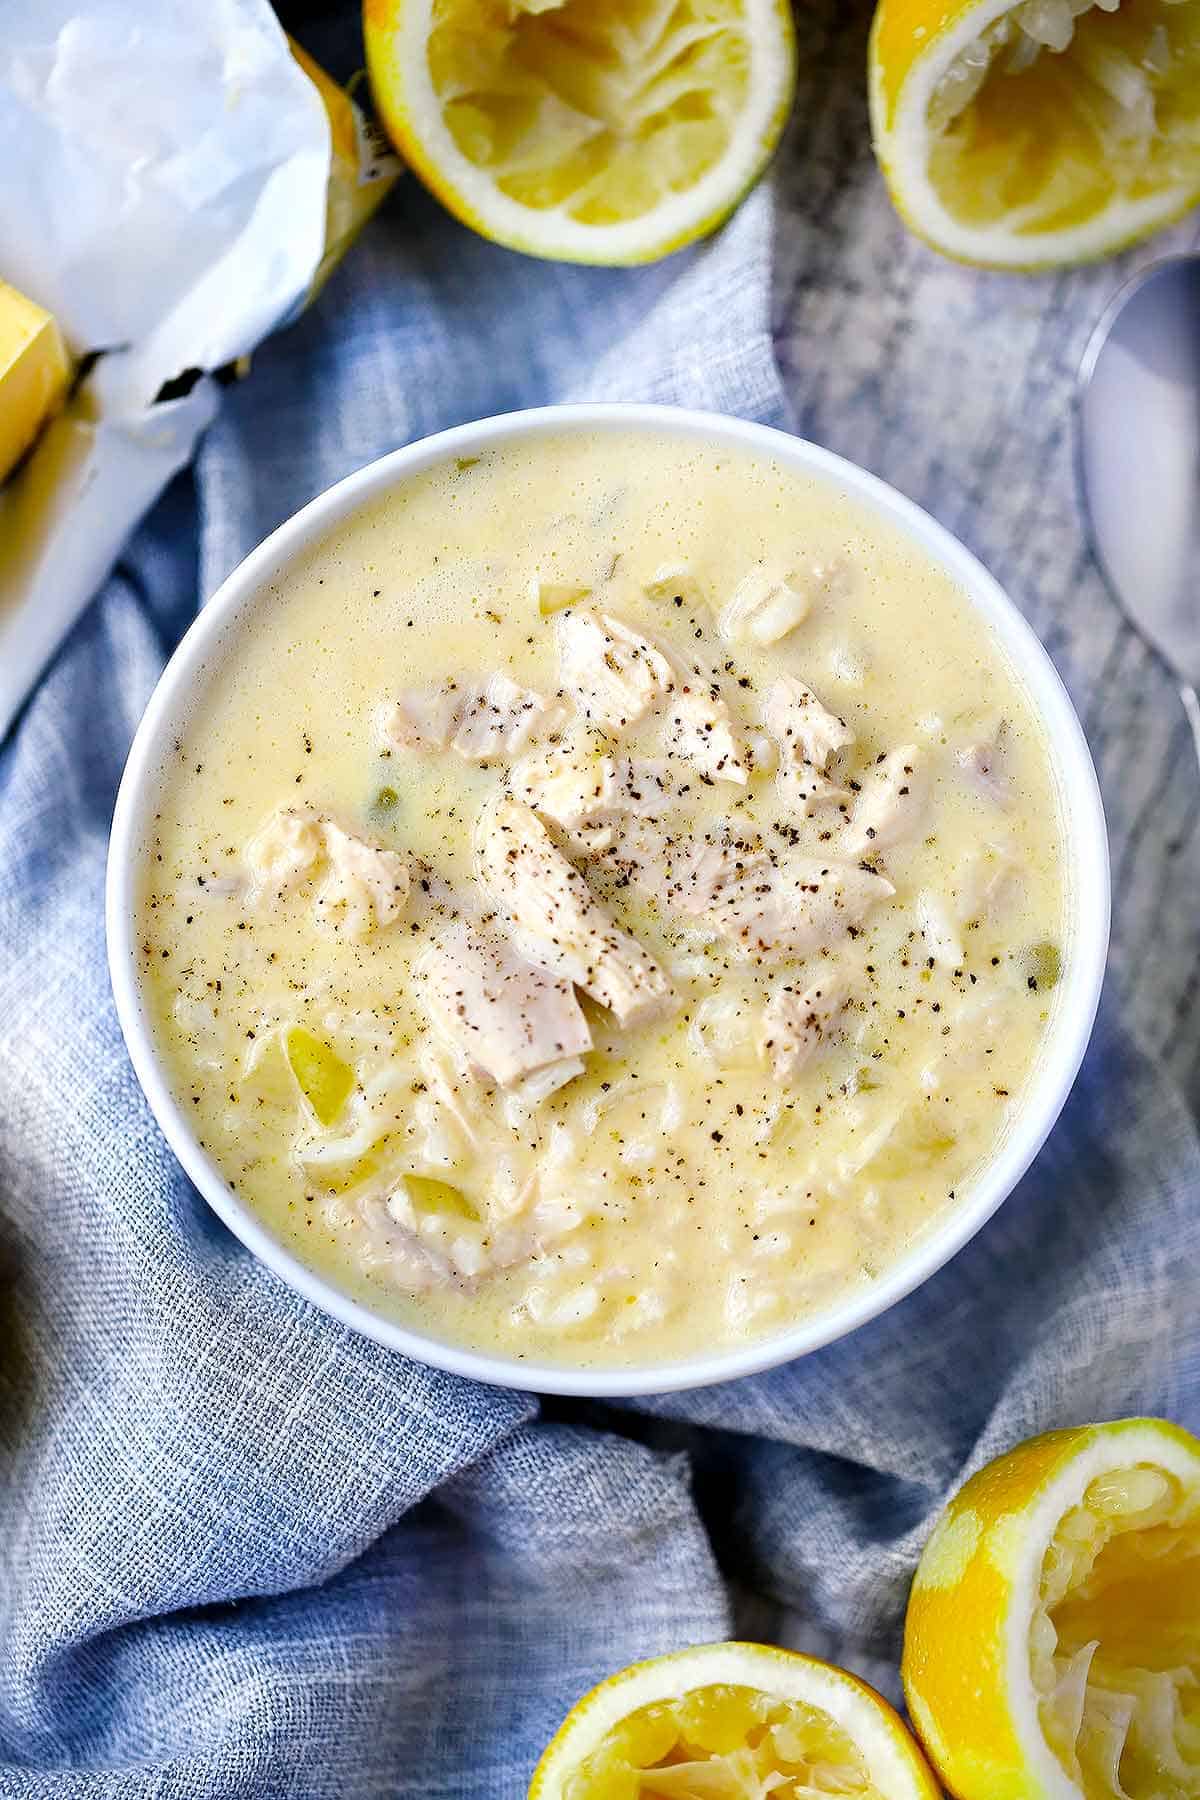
0, 280, 72, 487
290, 41, 402, 302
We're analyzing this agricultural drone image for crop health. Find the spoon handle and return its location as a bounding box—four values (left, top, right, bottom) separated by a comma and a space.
1180, 684, 1200, 772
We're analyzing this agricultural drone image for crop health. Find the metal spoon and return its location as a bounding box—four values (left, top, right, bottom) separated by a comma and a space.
1078, 254, 1200, 764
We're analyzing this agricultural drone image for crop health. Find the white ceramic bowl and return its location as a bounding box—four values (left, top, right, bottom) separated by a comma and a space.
107, 404, 1109, 1397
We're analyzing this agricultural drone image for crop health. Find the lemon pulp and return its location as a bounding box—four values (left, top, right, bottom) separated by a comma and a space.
427, 0, 752, 225
1035, 1463, 1200, 1800
563, 1682, 880, 1799
928, 0, 1200, 239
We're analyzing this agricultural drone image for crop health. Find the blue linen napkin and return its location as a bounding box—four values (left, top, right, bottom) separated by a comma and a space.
1, 131, 1198, 1800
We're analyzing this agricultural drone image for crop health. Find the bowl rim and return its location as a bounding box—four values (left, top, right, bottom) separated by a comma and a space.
106, 401, 1110, 1398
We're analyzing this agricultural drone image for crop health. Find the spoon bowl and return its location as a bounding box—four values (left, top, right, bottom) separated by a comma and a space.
1078, 254, 1200, 755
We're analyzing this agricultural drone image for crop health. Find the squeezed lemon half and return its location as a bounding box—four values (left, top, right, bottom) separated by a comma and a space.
529, 1640, 941, 1799
903, 1417, 1200, 1800
869, 0, 1200, 268
363, 0, 796, 264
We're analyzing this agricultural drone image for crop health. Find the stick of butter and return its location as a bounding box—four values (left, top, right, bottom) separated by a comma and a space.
0, 281, 71, 487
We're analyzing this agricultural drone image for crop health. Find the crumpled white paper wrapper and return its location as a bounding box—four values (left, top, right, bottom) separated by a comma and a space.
0, 0, 333, 738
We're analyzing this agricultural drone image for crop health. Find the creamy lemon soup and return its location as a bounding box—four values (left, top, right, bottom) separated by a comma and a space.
140, 430, 1066, 1367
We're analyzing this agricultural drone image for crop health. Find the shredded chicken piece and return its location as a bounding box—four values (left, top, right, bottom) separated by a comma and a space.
758, 971, 849, 1081
747, 730, 777, 772
508, 1057, 587, 1107
355, 1199, 455, 1292
917, 890, 965, 969
315, 824, 409, 938
540, 810, 668, 905
556, 607, 674, 728
671, 837, 763, 917
375, 1179, 548, 1286
244, 806, 323, 897
449, 674, 565, 761
243, 807, 407, 940
779, 764, 852, 819
420, 1046, 485, 1152
955, 843, 1018, 924
476, 799, 675, 1026
680, 846, 894, 960
377, 674, 562, 762
376, 683, 462, 752
512, 745, 619, 851
663, 684, 750, 785
842, 746, 926, 856
957, 729, 1010, 807
763, 675, 855, 770
510, 743, 670, 853
421, 920, 591, 1089
611, 757, 675, 816
719, 564, 813, 646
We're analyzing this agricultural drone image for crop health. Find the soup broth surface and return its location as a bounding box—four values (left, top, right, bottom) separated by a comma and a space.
140, 430, 1067, 1367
